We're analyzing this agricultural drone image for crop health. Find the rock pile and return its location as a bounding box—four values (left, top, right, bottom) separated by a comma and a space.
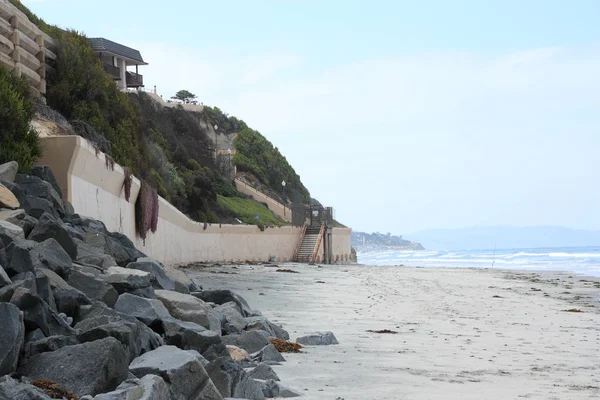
0, 162, 300, 400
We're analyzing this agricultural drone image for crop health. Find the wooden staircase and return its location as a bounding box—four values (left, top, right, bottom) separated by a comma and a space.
294, 224, 325, 263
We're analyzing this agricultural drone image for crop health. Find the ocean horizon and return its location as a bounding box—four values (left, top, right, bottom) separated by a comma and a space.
357, 246, 600, 277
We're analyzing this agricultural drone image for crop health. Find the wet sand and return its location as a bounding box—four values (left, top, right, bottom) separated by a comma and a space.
186, 263, 600, 400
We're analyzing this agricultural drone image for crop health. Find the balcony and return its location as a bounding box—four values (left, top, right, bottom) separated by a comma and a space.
102, 63, 121, 80
126, 71, 143, 88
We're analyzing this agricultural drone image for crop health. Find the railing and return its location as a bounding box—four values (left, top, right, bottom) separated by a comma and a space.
234, 177, 292, 222
0, 0, 57, 97
126, 71, 143, 87
102, 63, 121, 79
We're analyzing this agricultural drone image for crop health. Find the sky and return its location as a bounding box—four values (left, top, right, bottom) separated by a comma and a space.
23, 0, 600, 236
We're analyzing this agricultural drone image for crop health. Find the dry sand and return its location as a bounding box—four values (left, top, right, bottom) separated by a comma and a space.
187, 263, 600, 400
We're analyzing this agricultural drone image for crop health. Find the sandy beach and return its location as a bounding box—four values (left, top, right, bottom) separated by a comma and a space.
186, 263, 600, 400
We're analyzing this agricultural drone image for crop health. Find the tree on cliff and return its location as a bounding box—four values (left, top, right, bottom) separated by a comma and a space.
171, 90, 197, 103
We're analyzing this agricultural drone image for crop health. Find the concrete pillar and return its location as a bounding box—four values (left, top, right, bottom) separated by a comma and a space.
118, 57, 126, 89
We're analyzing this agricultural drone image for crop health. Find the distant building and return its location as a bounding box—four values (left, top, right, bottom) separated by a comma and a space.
88, 38, 147, 90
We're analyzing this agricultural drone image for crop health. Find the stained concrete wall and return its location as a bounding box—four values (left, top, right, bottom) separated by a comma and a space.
234, 178, 292, 223
36, 136, 352, 266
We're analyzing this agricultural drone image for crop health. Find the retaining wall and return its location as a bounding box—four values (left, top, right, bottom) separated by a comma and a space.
36, 136, 352, 265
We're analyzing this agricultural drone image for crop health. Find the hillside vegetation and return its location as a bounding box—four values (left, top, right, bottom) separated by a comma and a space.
3, 0, 311, 227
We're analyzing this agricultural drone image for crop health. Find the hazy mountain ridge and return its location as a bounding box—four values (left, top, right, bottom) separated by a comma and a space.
406, 226, 600, 251
352, 231, 424, 252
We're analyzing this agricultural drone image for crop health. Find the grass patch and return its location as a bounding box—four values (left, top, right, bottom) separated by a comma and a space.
217, 195, 287, 227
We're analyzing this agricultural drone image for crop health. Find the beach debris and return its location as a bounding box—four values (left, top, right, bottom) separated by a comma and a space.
492, 295, 504, 298
276, 268, 299, 273
367, 329, 398, 334
269, 338, 303, 353
297, 331, 339, 346
530, 288, 542, 292
31, 379, 78, 400
259, 292, 266, 295
563, 309, 584, 313
316, 280, 326, 283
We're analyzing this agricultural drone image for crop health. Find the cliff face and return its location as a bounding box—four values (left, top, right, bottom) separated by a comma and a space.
351, 231, 424, 252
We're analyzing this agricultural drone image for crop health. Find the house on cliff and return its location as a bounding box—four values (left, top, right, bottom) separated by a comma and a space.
88, 37, 146, 90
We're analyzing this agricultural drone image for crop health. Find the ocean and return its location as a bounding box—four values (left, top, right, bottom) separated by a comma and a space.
357, 246, 600, 277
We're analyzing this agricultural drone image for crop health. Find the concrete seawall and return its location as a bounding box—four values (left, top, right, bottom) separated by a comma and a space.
36, 136, 352, 265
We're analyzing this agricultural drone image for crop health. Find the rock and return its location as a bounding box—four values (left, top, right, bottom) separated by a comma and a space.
221, 334, 240, 346
164, 266, 195, 293
194, 289, 253, 317
0, 303, 25, 376
114, 293, 172, 329
24, 334, 80, 358
34, 269, 57, 311
202, 342, 230, 362
0, 376, 52, 400
75, 239, 116, 269
255, 379, 279, 398
67, 269, 118, 308
37, 268, 92, 316
0, 220, 24, 247
30, 166, 62, 198
10, 288, 75, 337
162, 318, 221, 353
6, 239, 36, 275
2, 181, 58, 219
0, 208, 24, 222
296, 331, 339, 346
0, 183, 19, 209
101, 266, 153, 294
237, 330, 270, 354
251, 344, 285, 363
277, 384, 302, 398
155, 290, 213, 329
247, 363, 280, 381
0, 264, 11, 287
63, 199, 75, 216
28, 213, 77, 259
19, 337, 129, 397
244, 316, 290, 340
0, 161, 18, 183
2, 210, 37, 237
129, 345, 222, 400
82, 229, 145, 268
15, 174, 64, 216
214, 302, 246, 335
127, 258, 176, 291
93, 374, 169, 400
226, 345, 249, 361
30, 238, 73, 277
185, 350, 210, 366
205, 357, 265, 400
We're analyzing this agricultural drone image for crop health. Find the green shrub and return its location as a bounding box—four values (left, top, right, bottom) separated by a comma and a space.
0, 66, 42, 172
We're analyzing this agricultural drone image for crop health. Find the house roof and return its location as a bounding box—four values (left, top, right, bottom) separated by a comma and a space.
88, 38, 147, 65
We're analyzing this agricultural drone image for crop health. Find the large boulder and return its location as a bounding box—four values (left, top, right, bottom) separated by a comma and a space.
296, 331, 339, 345
2, 181, 58, 219
155, 290, 214, 329
81, 228, 145, 268
248, 363, 280, 381
127, 258, 176, 291
67, 269, 118, 308
0, 161, 18, 183
100, 266, 153, 294
236, 330, 270, 354
213, 302, 246, 335
0, 376, 52, 400
19, 337, 129, 397
251, 344, 285, 363
0, 183, 19, 209
164, 266, 195, 293
37, 268, 91, 317
10, 288, 75, 337
33, 269, 57, 311
245, 316, 290, 340
0, 209, 37, 237
114, 293, 172, 329
0, 264, 11, 287
75, 239, 117, 270
162, 318, 221, 354
30, 166, 62, 198
129, 345, 223, 400
93, 374, 169, 400
28, 213, 77, 260
0, 220, 24, 247
30, 238, 73, 277
15, 174, 64, 216
205, 357, 265, 400
0, 303, 25, 376
193, 289, 253, 317
5, 239, 36, 276
24, 334, 80, 358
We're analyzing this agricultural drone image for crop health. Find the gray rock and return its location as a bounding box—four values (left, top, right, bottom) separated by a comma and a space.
24, 334, 80, 358
221, 334, 241, 346
82, 229, 145, 268
162, 318, 221, 353
277, 383, 302, 398
247, 363, 280, 381
251, 344, 285, 363
255, 379, 279, 398
24, 328, 45, 344
15, 174, 64, 216
30, 238, 73, 277
34, 269, 57, 311
93, 374, 169, 400
67, 269, 119, 307
0, 303, 25, 376
114, 293, 172, 328
63, 199, 75, 216
214, 302, 246, 334
194, 290, 253, 317
75, 240, 117, 270
19, 337, 129, 397
28, 213, 77, 259
10, 288, 75, 337
296, 331, 339, 346
129, 345, 222, 400
185, 350, 210, 366
6, 239, 36, 275
30, 166, 62, 198
237, 330, 270, 354
0, 264, 11, 287
0, 376, 52, 400
202, 342, 230, 362
0, 220, 24, 247
244, 316, 289, 340
128, 258, 176, 291
164, 266, 194, 293
101, 266, 153, 294
2, 181, 59, 219
54, 287, 92, 317
155, 290, 213, 329
0, 161, 18, 183
205, 357, 265, 400
6, 212, 37, 237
